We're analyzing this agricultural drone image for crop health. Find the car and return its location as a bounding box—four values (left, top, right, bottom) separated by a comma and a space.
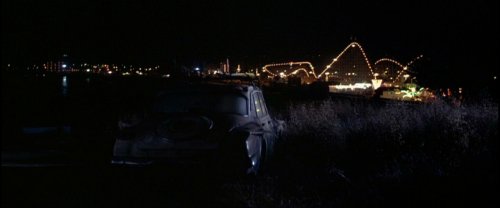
111, 81, 284, 174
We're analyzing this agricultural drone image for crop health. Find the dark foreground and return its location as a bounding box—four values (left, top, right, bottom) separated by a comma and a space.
2, 74, 498, 207
2, 166, 257, 207
2, 161, 498, 207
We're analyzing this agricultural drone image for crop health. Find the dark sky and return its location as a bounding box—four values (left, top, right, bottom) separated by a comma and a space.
2, 0, 498, 86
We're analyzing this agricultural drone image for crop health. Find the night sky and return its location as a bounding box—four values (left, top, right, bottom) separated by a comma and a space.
2, 0, 498, 87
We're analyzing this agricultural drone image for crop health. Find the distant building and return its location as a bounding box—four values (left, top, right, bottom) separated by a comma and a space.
43, 54, 73, 72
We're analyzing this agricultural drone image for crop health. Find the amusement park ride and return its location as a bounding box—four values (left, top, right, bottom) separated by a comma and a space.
260, 42, 430, 101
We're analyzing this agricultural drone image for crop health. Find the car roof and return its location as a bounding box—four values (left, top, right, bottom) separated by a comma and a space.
158, 82, 260, 95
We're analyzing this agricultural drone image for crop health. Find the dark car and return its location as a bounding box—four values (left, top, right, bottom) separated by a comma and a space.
111, 82, 284, 174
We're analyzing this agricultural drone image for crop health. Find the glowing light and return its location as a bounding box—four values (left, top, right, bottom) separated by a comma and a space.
375, 55, 424, 84
400, 87, 424, 99
371, 79, 383, 89
318, 42, 375, 78
374, 58, 405, 68
86, 69, 91, 72
195, 67, 200, 71
62, 76, 67, 87
330, 83, 372, 90
262, 42, 421, 83
262, 61, 316, 77
62, 64, 67, 68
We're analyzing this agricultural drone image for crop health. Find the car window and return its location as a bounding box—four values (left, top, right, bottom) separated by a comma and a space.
252, 93, 261, 117
258, 92, 268, 117
253, 92, 267, 118
152, 92, 248, 115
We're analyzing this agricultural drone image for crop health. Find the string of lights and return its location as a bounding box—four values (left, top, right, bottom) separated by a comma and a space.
318, 42, 374, 78
261, 43, 423, 83
391, 55, 424, 84
262, 61, 315, 78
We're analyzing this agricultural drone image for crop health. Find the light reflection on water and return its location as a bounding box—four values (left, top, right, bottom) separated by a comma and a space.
62, 75, 68, 96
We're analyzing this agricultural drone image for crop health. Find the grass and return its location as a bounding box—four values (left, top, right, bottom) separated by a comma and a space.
223, 97, 498, 207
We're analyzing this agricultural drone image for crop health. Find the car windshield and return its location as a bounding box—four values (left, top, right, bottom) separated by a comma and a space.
152, 92, 248, 115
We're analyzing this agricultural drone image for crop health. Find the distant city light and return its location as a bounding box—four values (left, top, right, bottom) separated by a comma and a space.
62, 64, 67, 68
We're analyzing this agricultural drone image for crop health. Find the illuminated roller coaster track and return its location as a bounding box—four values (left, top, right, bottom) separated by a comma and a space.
318, 42, 375, 78
262, 61, 315, 78
374, 55, 423, 83
261, 42, 423, 82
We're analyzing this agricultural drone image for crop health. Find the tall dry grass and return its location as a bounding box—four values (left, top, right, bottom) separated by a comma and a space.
224, 98, 498, 207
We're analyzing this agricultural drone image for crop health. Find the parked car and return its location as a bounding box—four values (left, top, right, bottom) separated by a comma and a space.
111, 82, 284, 174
